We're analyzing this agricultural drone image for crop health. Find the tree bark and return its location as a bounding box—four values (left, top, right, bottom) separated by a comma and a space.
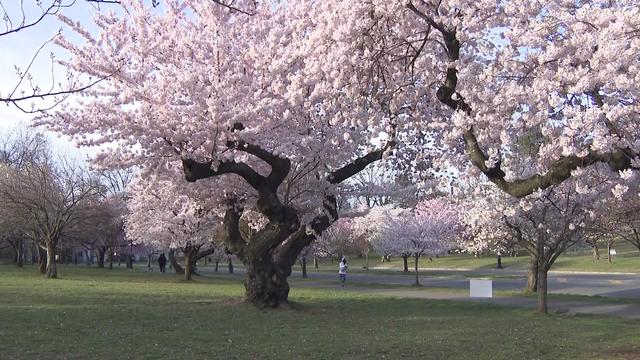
245, 257, 289, 308
526, 255, 538, 293
126, 253, 133, 269
314, 258, 318, 269
169, 249, 184, 275
592, 244, 600, 260
228, 258, 234, 274
300, 256, 307, 279
414, 255, 420, 286
45, 241, 57, 279
38, 246, 47, 274
184, 251, 193, 281
364, 252, 369, 270
537, 267, 549, 314
496, 254, 502, 269
97, 247, 106, 268
108, 251, 114, 270
214, 259, 219, 272
15, 239, 24, 268
402, 255, 409, 273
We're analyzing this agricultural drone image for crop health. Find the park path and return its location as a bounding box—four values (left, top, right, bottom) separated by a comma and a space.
199, 268, 640, 320
313, 285, 640, 320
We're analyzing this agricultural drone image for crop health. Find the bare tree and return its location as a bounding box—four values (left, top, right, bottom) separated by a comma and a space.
0, 155, 101, 278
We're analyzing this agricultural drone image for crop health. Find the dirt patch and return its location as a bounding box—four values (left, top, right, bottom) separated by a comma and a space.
593, 348, 640, 360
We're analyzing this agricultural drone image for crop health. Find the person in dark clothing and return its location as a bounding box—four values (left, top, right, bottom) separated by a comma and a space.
158, 253, 167, 273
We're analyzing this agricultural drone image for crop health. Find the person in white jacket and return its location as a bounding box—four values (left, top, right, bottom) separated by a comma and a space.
338, 257, 348, 285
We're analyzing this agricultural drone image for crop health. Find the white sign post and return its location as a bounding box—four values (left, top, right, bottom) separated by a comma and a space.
470, 279, 493, 298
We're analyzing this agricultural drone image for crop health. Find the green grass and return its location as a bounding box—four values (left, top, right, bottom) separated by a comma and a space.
1, 265, 639, 359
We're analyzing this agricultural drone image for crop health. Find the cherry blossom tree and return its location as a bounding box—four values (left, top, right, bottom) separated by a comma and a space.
371, 199, 458, 285
38, 0, 398, 307
597, 194, 640, 253
125, 176, 222, 281
462, 170, 613, 313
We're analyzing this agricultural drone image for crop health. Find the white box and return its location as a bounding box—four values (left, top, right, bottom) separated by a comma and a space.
470, 279, 493, 298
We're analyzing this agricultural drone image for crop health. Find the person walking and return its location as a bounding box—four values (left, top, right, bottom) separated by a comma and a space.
338, 257, 348, 286
158, 253, 167, 273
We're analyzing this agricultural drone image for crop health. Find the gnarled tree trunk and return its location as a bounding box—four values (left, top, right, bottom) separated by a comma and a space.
402, 255, 409, 273
245, 256, 289, 307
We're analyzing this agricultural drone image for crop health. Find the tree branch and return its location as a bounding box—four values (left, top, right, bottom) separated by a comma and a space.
407, 5, 638, 198
182, 158, 264, 189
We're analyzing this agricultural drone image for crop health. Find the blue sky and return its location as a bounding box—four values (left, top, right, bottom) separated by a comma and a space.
0, 1, 126, 157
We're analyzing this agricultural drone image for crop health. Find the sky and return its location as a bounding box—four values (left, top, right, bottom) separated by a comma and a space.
0, 0, 142, 158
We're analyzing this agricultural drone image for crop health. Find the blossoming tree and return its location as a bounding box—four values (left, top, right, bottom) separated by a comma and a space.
371, 199, 458, 285
39, 0, 399, 307
125, 176, 221, 281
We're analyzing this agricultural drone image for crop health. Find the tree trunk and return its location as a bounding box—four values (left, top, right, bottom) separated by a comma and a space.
45, 241, 57, 279
245, 257, 289, 308
108, 251, 114, 270
496, 254, 502, 269
537, 267, 549, 314
38, 246, 47, 274
526, 255, 538, 293
607, 243, 613, 263
97, 248, 106, 268
169, 249, 184, 274
300, 256, 307, 279
126, 252, 133, 269
10, 242, 18, 264
228, 258, 234, 274
364, 252, 369, 270
402, 255, 409, 273
414, 255, 420, 286
15, 240, 25, 268
314, 258, 318, 269
184, 251, 193, 281
214, 260, 219, 272
592, 244, 600, 260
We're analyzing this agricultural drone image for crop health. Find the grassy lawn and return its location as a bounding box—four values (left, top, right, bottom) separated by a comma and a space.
296, 241, 640, 274
1, 265, 639, 359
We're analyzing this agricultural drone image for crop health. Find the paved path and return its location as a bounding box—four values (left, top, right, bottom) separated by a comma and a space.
199, 267, 640, 320
201, 266, 640, 299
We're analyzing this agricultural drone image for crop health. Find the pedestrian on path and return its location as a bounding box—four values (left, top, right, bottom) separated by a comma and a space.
339, 257, 348, 286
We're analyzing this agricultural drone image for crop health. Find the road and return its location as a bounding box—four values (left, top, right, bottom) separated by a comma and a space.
199, 266, 640, 299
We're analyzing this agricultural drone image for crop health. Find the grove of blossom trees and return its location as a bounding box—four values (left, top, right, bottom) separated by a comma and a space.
125, 175, 221, 281
368, 199, 458, 285
31, 0, 640, 310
